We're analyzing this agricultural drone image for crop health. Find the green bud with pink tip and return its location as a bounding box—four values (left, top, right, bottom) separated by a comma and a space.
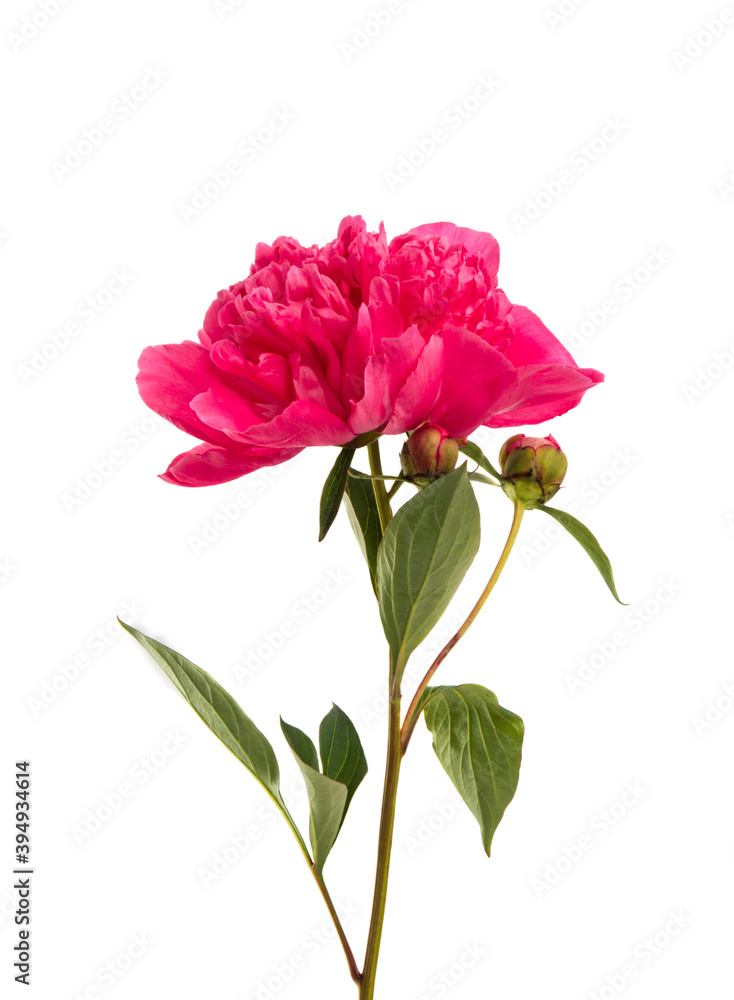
400, 424, 460, 487
499, 434, 568, 504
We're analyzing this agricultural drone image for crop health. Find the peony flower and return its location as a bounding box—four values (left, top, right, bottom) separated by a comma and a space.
137, 217, 603, 486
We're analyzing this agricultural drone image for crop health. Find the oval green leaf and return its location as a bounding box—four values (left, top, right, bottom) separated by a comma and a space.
376, 466, 480, 675
424, 683, 524, 856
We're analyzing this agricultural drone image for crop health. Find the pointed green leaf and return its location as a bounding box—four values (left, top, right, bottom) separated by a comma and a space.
120, 621, 295, 826
344, 475, 383, 593
377, 466, 481, 674
280, 718, 348, 873
460, 440, 502, 482
469, 472, 500, 487
530, 504, 624, 603
319, 447, 356, 542
319, 704, 368, 814
424, 683, 523, 856
279, 719, 319, 771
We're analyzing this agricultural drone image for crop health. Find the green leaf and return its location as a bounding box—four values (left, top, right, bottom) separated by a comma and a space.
319, 704, 368, 813
280, 718, 348, 873
424, 684, 524, 856
469, 472, 499, 487
279, 719, 319, 771
120, 621, 295, 827
377, 466, 480, 674
319, 447, 355, 542
344, 475, 383, 593
347, 469, 402, 482
530, 504, 624, 604
460, 440, 502, 482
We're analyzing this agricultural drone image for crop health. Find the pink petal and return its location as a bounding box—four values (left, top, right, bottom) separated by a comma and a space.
190, 385, 268, 439
162, 442, 301, 487
137, 342, 236, 448
234, 398, 352, 448
384, 335, 444, 434
504, 305, 580, 367
429, 327, 517, 438
347, 355, 392, 436
487, 364, 604, 427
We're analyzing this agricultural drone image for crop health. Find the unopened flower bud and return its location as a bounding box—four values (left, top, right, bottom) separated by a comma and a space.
401, 424, 460, 485
499, 434, 567, 504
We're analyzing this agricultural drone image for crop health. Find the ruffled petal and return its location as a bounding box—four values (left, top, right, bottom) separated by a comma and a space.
403, 222, 500, 279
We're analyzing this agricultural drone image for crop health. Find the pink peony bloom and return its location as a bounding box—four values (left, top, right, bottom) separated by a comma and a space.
137, 217, 603, 486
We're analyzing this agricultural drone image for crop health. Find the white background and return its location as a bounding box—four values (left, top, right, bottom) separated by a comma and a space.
3, 1, 733, 998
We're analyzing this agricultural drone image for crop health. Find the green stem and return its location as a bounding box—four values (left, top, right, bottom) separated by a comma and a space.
283, 801, 361, 984
367, 440, 393, 533
311, 868, 362, 985
359, 691, 402, 1000
400, 498, 526, 753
